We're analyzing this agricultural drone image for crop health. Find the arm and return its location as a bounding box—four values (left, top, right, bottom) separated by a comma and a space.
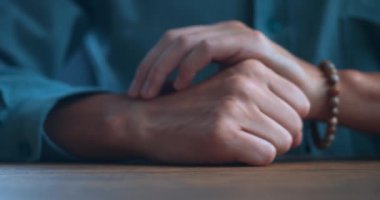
128, 21, 380, 134
0, 68, 101, 161
285, 60, 380, 134
44, 93, 143, 160
44, 60, 310, 165
334, 71, 380, 133
0, 0, 104, 161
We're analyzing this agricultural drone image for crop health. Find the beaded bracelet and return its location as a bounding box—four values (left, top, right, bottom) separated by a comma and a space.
311, 60, 340, 149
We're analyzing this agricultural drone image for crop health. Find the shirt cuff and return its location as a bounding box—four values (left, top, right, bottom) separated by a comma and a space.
39, 88, 106, 162
6, 87, 103, 162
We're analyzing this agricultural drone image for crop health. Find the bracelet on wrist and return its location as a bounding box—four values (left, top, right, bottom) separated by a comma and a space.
311, 60, 340, 149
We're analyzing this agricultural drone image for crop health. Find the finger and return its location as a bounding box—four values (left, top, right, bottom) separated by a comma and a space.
231, 130, 276, 166
240, 105, 295, 155
128, 48, 162, 97
140, 25, 244, 98
292, 133, 303, 148
140, 30, 227, 98
174, 33, 249, 90
250, 84, 304, 148
269, 84, 309, 148
128, 25, 206, 97
268, 75, 310, 117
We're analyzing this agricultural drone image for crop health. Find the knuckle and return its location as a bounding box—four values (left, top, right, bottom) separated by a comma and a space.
237, 59, 262, 71
177, 35, 192, 49
163, 29, 179, 41
251, 30, 266, 41
199, 39, 214, 54
226, 74, 252, 97
234, 63, 250, 72
243, 59, 263, 67
227, 74, 249, 88
248, 60, 270, 76
224, 20, 246, 29
234, 59, 271, 80
219, 96, 241, 115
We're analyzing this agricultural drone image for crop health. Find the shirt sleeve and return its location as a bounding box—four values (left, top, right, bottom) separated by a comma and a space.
0, 0, 103, 161
0, 68, 102, 161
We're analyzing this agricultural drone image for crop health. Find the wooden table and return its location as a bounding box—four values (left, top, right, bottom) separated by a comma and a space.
0, 161, 379, 200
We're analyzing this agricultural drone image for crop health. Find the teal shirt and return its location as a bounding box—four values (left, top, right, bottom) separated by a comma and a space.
0, 0, 379, 161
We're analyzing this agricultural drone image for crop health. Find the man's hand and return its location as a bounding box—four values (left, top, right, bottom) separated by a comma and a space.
128, 21, 323, 119
45, 60, 310, 165
135, 60, 309, 165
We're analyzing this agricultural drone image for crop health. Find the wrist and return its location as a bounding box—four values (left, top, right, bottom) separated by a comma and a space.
306, 71, 330, 120
294, 60, 329, 120
305, 68, 354, 121
100, 94, 149, 159
45, 93, 147, 160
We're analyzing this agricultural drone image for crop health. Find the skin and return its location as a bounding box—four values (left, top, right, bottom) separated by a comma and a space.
46, 60, 309, 165
128, 21, 380, 133
45, 21, 380, 164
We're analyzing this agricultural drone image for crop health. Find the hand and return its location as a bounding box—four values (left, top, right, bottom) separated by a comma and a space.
136, 60, 310, 165
128, 21, 324, 119
46, 60, 309, 164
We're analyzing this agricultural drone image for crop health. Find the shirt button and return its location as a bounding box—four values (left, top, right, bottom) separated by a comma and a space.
267, 18, 283, 34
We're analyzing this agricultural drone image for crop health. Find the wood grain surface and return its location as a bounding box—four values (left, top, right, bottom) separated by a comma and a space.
0, 161, 379, 200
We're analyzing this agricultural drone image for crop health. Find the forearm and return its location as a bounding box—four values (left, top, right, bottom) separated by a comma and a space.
310, 69, 380, 134
295, 59, 380, 134
44, 93, 144, 160
337, 70, 380, 134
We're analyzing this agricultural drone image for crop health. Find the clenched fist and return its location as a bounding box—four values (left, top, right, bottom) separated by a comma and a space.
46, 60, 309, 165
136, 60, 310, 165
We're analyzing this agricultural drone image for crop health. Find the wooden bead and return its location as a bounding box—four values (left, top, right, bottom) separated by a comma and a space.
312, 60, 340, 150
329, 74, 340, 84
330, 96, 340, 107
329, 116, 338, 126
327, 126, 337, 134
332, 107, 339, 116
326, 133, 335, 142
320, 61, 337, 76
329, 85, 339, 96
